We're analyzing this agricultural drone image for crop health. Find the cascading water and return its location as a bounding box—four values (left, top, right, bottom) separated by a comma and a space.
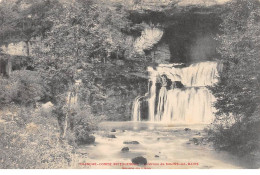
132, 61, 220, 124
132, 96, 142, 122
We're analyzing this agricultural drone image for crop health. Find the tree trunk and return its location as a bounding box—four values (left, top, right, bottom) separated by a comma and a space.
63, 91, 72, 139
6, 56, 12, 77
25, 41, 30, 56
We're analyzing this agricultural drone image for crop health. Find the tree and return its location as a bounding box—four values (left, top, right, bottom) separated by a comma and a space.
33, 0, 140, 139
209, 0, 260, 157
0, 0, 57, 55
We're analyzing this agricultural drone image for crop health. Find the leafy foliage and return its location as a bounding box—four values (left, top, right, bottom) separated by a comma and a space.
30, 0, 150, 142
0, 0, 57, 45
33, 0, 148, 113
0, 70, 46, 107
209, 0, 260, 156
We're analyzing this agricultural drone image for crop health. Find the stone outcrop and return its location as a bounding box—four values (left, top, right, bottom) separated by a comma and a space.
134, 26, 164, 54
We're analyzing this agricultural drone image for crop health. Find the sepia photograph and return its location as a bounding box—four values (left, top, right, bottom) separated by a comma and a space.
0, 0, 259, 171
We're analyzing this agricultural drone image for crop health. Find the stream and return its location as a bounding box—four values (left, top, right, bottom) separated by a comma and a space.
74, 121, 251, 169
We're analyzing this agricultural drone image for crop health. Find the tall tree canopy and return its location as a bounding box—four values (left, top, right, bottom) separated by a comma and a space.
0, 0, 58, 55
32, 0, 147, 107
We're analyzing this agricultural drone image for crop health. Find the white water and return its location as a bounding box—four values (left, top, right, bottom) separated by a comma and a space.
132, 96, 142, 122
133, 61, 219, 124
159, 87, 216, 123
155, 61, 219, 87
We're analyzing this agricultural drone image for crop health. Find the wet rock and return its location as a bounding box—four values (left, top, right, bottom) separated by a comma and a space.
75, 148, 88, 155
184, 128, 191, 131
172, 81, 184, 89
111, 129, 116, 132
189, 137, 200, 145
123, 141, 139, 144
131, 156, 147, 165
87, 135, 95, 144
107, 134, 116, 138
121, 147, 129, 152
76, 135, 95, 145
154, 155, 159, 158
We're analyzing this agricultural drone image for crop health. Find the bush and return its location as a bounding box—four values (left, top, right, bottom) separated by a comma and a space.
209, 0, 260, 159
69, 108, 102, 146
208, 119, 260, 156
52, 104, 103, 146
0, 70, 47, 107
74, 125, 95, 145
0, 104, 78, 169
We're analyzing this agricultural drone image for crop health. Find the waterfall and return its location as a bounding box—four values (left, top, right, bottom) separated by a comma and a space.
132, 96, 142, 122
132, 61, 220, 124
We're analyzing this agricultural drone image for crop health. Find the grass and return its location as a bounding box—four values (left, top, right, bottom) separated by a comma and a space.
0, 106, 85, 169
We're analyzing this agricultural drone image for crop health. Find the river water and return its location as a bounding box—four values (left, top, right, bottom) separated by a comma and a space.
73, 61, 255, 169
74, 121, 251, 169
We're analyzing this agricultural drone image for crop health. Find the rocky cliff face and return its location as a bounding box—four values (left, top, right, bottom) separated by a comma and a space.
128, 0, 224, 64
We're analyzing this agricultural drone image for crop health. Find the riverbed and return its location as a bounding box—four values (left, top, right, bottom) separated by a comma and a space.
73, 122, 252, 169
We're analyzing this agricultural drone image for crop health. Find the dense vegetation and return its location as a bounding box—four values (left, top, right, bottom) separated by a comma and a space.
0, 0, 149, 168
209, 0, 260, 159
0, 0, 259, 168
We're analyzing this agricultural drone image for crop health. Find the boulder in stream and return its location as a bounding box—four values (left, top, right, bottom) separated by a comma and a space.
131, 156, 147, 165
76, 135, 95, 145
184, 128, 191, 131
107, 134, 116, 138
111, 129, 116, 132
121, 147, 129, 152
123, 141, 139, 144
189, 137, 203, 145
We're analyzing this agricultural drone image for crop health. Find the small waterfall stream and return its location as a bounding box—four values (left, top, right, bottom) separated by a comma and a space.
132, 61, 220, 124
132, 96, 142, 122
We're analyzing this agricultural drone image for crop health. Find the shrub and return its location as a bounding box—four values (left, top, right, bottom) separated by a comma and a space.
69, 108, 103, 146
0, 70, 47, 107
209, 0, 260, 159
